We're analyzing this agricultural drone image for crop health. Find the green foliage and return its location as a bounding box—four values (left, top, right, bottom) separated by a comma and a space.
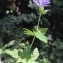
3, 40, 15, 49
40, 57, 51, 63
23, 28, 34, 36
39, 28, 48, 34
18, 45, 31, 60
2, 45, 39, 63
56, 58, 62, 63
5, 49, 19, 58
29, 47, 39, 61
5, 59, 15, 63
24, 28, 48, 43
49, 39, 63, 63
17, 46, 39, 63
34, 31, 47, 43
0, 0, 63, 63
39, 7, 48, 15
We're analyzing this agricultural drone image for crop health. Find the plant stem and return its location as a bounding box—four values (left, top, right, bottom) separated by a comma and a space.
31, 14, 41, 47
31, 35, 35, 47
37, 13, 41, 30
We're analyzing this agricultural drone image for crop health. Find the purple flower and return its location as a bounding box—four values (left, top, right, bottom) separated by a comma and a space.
33, 0, 50, 7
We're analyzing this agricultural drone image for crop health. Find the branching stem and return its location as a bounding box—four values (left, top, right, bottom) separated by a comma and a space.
37, 14, 41, 30
31, 13, 41, 47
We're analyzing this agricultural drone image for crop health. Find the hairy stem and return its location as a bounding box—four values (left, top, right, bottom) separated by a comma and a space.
31, 14, 41, 47
37, 14, 41, 30
31, 35, 35, 47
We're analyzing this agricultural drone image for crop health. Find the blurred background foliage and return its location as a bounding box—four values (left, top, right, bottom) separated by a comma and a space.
0, 0, 63, 63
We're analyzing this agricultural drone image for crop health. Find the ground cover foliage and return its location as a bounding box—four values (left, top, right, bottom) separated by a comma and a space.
0, 0, 63, 63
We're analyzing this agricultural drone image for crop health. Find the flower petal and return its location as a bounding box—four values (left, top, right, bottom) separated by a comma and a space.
42, 0, 50, 6
33, 0, 50, 7
33, 0, 40, 6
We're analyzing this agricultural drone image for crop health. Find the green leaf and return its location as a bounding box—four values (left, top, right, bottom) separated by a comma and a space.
5, 59, 14, 63
5, 49, 19, 58
28, 60, 38, 63
23, 45, 31, 60
39, 28, 48, 34
7, 40, 15, 46
18, 45, 31, 60
39, 7, 48, 15
25, 41, 29, 46
41, 58, 51, 63
17, 47, 39, 63
16, 58, 27, 63
4, 40, 15, 48
43, 58, 50, 63
18, 50, 25, 59
29, 48, 39, 61
34, 31, 47, 43
23, 28, 34, 36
